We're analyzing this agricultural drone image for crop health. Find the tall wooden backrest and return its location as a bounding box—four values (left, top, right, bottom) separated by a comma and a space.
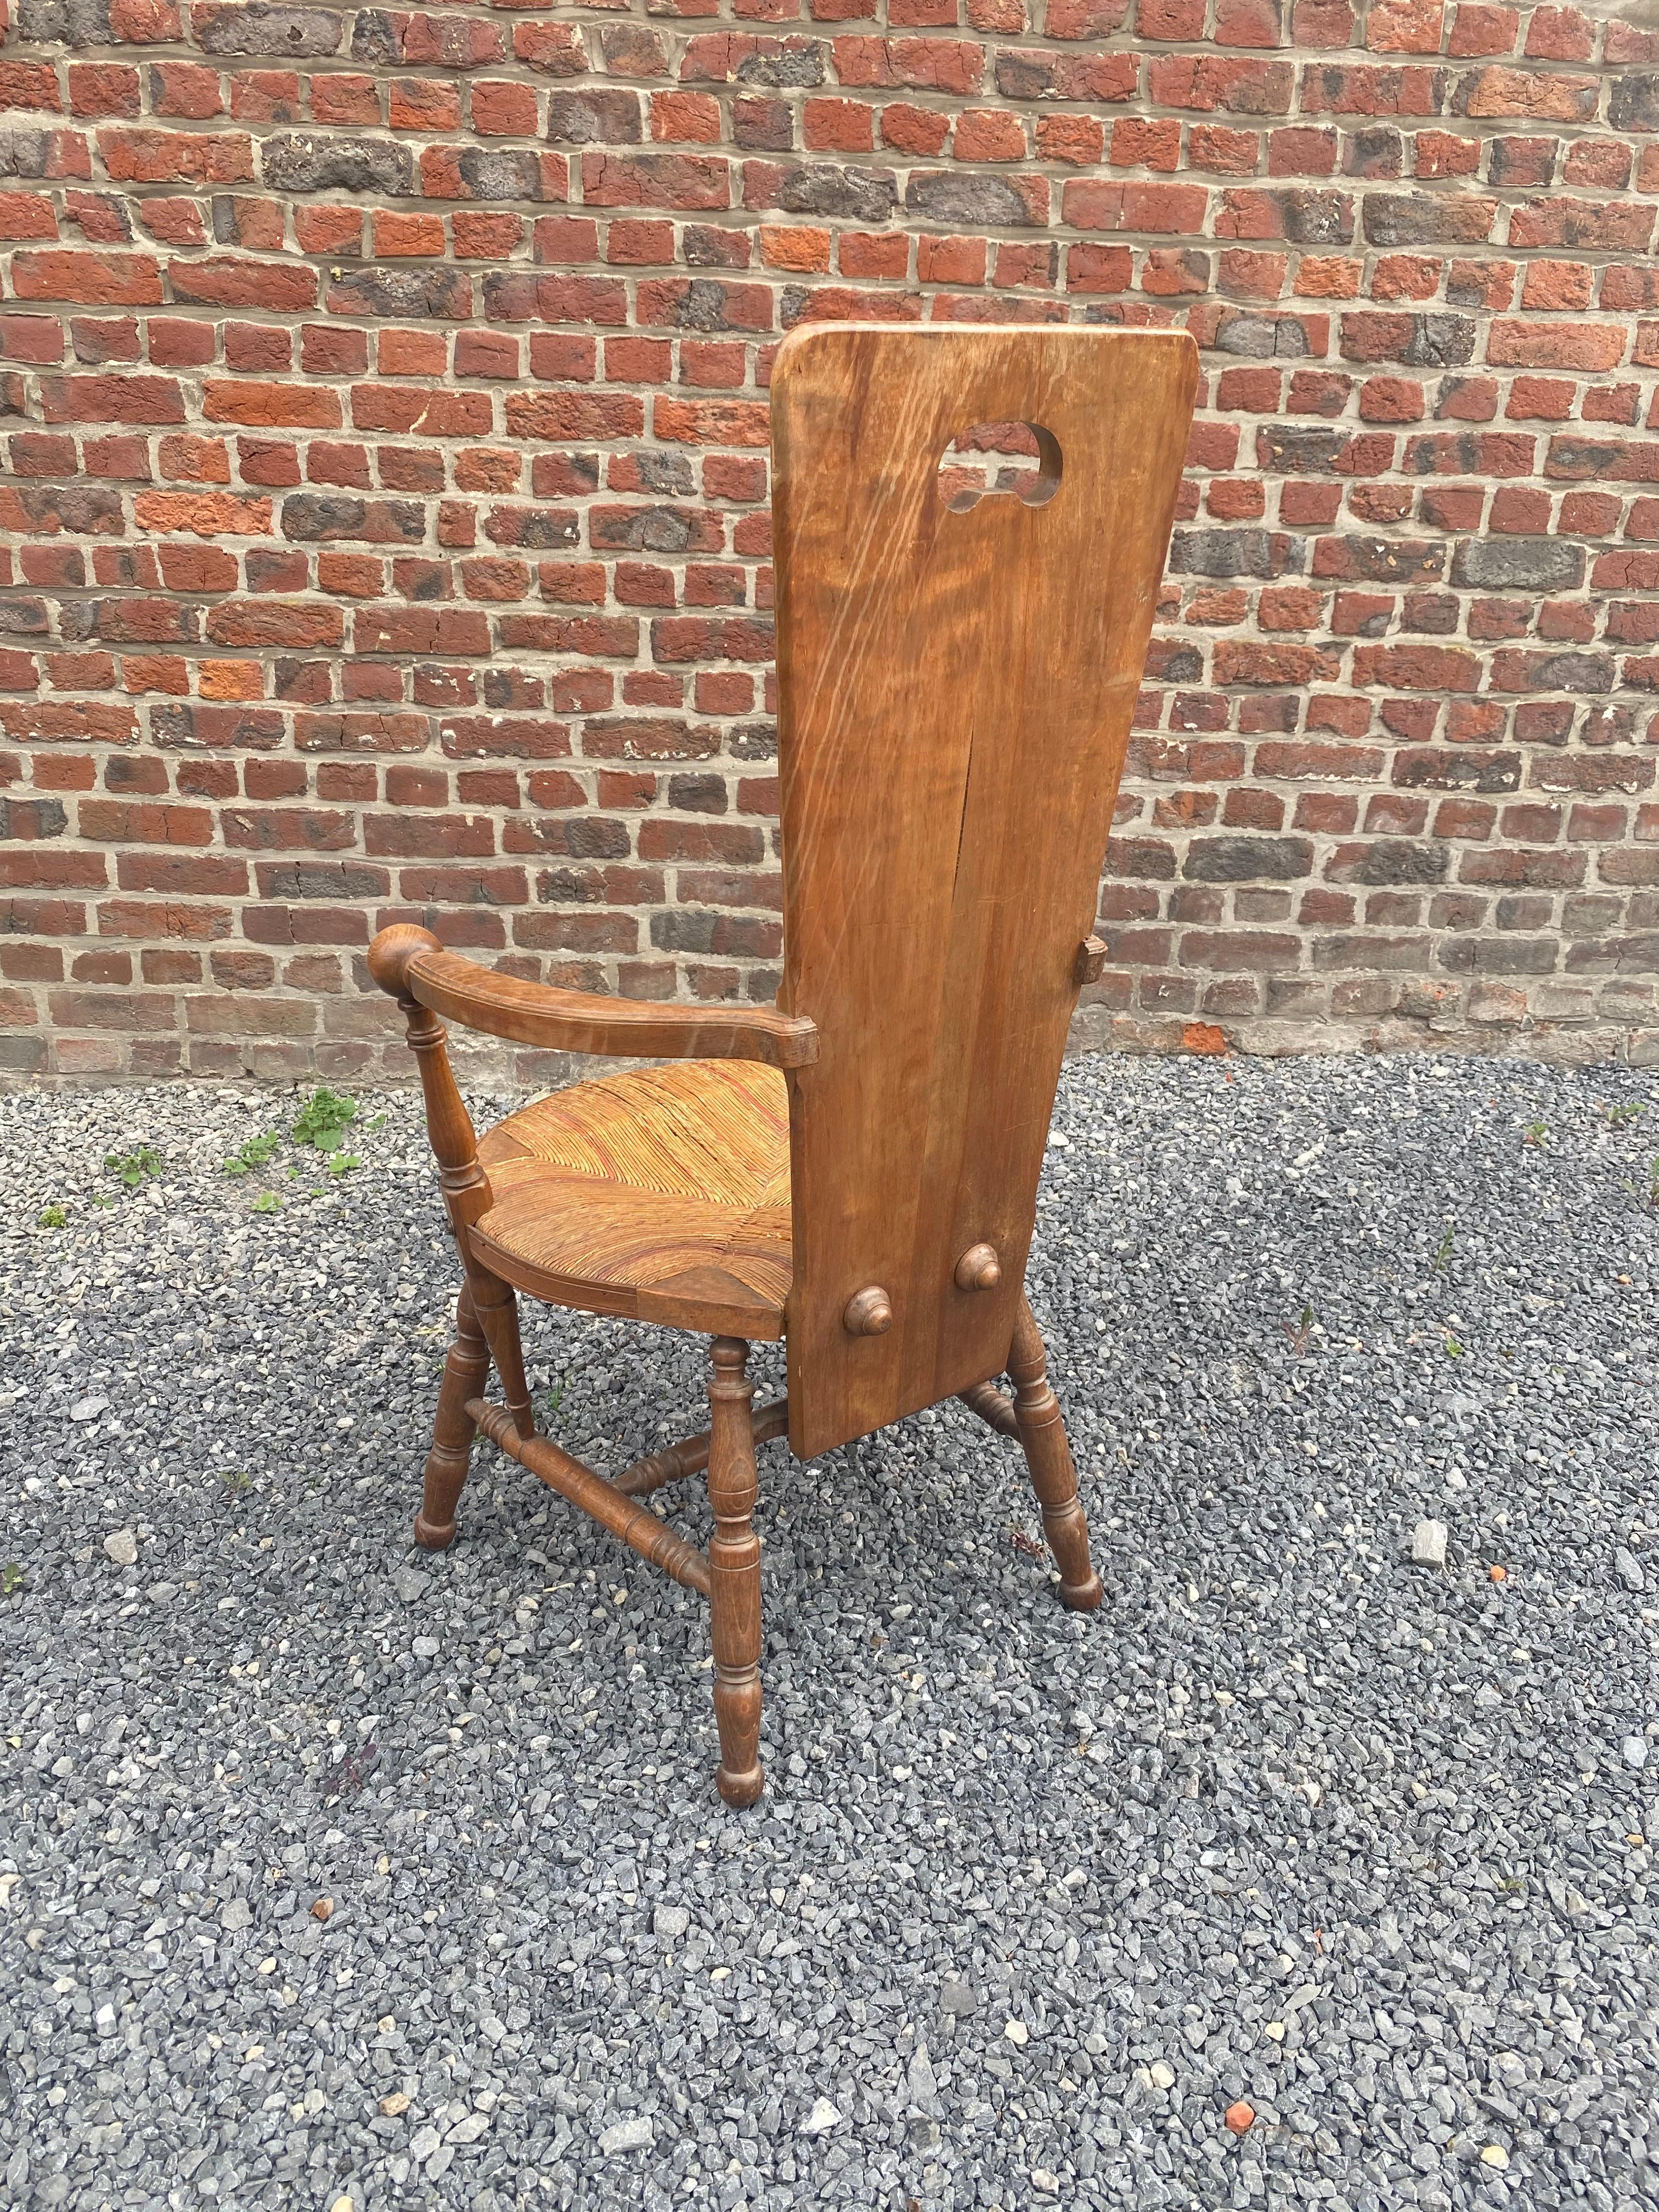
771, 325, 1199, 1460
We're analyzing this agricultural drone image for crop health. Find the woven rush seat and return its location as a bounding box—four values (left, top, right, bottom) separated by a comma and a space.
472, 1059, 792, 1340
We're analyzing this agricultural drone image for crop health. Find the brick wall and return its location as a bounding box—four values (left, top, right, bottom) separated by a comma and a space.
2, 0, 1657, 1084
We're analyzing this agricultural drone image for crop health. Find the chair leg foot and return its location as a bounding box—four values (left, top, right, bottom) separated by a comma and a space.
1009, 1297, 1103, 1613
707, 1336, 765, 1807
416, 1284, 489, 1550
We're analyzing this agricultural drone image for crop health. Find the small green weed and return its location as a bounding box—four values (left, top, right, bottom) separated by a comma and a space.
0, 1562, 24, 1598
1444, 1335, 1465, 1359
1522, 1120, 1549, 1149
324, 1151, 361, 1178
252, 1191, 281, 1215
1283, 1304, 1316, 1357
36, 1202, 67, 1229
292, 1087, 357, 1151
91, 1194, 116, 1211
1602, 1101, 1647, 1130
104, 1144, 162, 1188
540, 1373, 571, 1421
223, 1131, 281, 1178
221, 1469, 251, 1495
1432, 1221, 1454, 1276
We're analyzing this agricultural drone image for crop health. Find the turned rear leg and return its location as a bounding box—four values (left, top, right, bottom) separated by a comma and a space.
415, 1285, 490, 1550
707, 1336, 764, 1807
1008, 1297, 1103, 1612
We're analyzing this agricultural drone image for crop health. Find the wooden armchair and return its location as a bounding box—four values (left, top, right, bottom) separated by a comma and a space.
365, 325, 1198, 1804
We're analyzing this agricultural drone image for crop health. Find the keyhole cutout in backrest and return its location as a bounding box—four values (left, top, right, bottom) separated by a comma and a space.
936, 419, 1063, 514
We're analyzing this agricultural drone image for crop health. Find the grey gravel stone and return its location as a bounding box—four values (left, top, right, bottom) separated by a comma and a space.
1411, 1516, 1450, 1566
597, 2115, 652, 2155
99, 1528, 136, 1565
4, 1058, 1658, 2212
1615, 1543, 1646, 1591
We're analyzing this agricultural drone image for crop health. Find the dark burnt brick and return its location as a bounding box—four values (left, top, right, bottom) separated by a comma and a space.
280, 495, 424, 544
259, 862, 390, 900
1212, 314, 1312, 359
504, 816, 631, 859
1340, 312, 1477, 367
1327, 839, 1450, 885
1609, 77, 1659, 133
0, 797, 68, 840
1312, 535, 1445, 583
483, 507, 579, 551
1183, 836, 1313, 881
666, 774, 727, 812
548, 91, 642, 145
261, 134, 414, 196
1452, 538, 1586, 591
906, 171, 1041, 227
1361, 193, 1497, 247
195, 6, 344, 58
1311, 934, 1432, 970
17, 0, 110, 45
1393, 749, 1522, 792
775, 165, 897, 223
1169, 527, 1306, 578
328, 268, 471, 320
1437, 935, 1560, 975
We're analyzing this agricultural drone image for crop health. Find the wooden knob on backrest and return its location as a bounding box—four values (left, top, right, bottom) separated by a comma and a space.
954, 1243, 1001, 1293
843, 1286, 893, 1338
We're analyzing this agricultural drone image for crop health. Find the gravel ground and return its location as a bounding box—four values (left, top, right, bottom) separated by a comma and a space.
2, 1053, 1657, 2212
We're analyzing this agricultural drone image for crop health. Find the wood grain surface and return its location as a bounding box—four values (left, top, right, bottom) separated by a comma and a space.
771, 325, 1198, 1458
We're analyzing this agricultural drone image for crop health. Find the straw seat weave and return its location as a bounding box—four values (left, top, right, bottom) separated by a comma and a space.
472, 1060, 792, 1339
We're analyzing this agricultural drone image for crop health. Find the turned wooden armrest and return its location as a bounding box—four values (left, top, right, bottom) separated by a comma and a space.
367, 925, 819, 1070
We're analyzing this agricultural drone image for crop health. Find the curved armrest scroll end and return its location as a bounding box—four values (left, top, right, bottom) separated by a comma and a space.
368, 923, 442, 1000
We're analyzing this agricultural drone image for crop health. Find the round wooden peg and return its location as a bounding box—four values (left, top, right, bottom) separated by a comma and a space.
843, 1285, 893, 1337
954, 1242, 1001, 1293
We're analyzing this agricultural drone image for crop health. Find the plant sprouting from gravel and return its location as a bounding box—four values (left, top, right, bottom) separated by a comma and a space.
292, 1087, 357, 1152
1444, 1334, 1465, 1358
1601, 1101, 1647, 1129
104, 1144, 162, 1188
0, 1562, 23, 1598
222, 1132, 281, 1177
1432, 1220, 1454, 1275
1283, 1302, 1316, 1355
252, 1191, 281, 1215
325, 1152, 361, 1178
36, 1201, 67, 1229
1522, 1119, 1549, 1148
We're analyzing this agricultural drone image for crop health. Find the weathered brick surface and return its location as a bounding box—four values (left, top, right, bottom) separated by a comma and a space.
2, 0, 1658, 1082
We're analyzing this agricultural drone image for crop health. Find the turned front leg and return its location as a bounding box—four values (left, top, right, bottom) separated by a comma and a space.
415, 1284, 489, 1550
707, 1336, 764, 1807
1009, 1297, 1103, 1613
